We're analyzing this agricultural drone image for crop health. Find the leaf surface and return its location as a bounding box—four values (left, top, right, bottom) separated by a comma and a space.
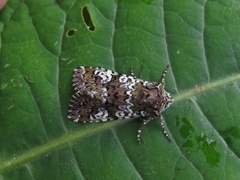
1, 0, 240, 179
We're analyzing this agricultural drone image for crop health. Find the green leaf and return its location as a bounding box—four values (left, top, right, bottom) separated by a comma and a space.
1, 0, 240, 179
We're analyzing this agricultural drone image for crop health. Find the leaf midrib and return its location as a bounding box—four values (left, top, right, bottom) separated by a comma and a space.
1, 72, 240, 173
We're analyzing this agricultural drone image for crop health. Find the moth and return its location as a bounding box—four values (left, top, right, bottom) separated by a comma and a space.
68, 65, 173, 143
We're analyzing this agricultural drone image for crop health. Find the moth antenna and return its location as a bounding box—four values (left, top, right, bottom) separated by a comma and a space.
160, 65, 170, 86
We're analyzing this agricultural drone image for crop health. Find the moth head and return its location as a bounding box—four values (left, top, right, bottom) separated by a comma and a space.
156, 65, 173, 112
157, 83, 173, 112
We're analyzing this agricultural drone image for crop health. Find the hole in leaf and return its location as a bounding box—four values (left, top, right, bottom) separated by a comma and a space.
82, 6, 95, 31
66, 29, 77, 37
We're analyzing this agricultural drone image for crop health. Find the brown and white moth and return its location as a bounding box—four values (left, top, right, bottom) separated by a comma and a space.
67, 65, 173, 143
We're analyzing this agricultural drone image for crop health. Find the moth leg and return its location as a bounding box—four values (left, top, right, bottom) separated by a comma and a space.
129, 66, 136, 78
160, 115, 171, 142
130, 62, 145, 79
139, 59, 146, 79
137, 118, 153, 144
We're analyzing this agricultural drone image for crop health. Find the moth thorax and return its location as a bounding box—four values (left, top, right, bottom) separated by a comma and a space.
140, 83, 161, 104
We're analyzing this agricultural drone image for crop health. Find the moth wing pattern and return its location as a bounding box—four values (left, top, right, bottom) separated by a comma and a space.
68, 66, 140, 122
72, 67, 106, 101
69, 67, 109, 122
